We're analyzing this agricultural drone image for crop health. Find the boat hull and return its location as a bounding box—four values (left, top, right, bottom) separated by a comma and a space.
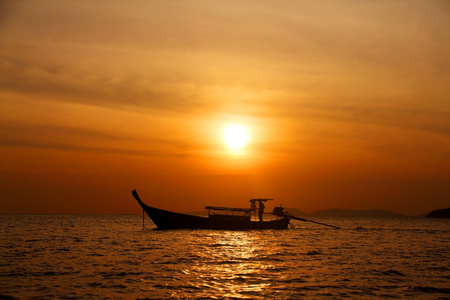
132, 190, 290, 230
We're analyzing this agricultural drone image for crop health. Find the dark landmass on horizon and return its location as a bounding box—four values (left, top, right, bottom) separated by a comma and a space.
426, 208, 450, 218
188, 208, 444, 218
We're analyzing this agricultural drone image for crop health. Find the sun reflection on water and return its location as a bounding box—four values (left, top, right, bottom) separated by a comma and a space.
183, 231, 274, 298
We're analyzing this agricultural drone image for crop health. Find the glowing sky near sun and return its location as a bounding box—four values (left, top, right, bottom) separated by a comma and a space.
0, 0, 449, 215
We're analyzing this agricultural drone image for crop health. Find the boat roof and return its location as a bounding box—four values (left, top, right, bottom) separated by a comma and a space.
249, 198, 273, 202
205, 206, 252, 213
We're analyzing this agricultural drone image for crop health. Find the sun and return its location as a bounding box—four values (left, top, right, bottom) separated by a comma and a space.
223, 124, 249, 150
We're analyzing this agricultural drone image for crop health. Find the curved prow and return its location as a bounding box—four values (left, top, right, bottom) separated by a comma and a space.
132, 189, 147, 209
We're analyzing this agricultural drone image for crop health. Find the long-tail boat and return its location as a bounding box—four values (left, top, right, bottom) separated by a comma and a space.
132, 190, 290, 230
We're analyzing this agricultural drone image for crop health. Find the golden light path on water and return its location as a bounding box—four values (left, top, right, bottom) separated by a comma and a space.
181, 231, 271, 298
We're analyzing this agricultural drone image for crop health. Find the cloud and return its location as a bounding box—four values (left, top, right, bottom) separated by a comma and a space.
0, 120, 200, 158
1, 0, 449, 155
0, 48, 208, 114
1, 1, 449, 215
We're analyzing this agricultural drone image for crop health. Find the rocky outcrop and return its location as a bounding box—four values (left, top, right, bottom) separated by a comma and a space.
426, 208, 450, 218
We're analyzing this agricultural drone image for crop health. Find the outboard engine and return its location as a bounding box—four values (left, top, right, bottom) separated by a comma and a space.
272, 206, 286, 218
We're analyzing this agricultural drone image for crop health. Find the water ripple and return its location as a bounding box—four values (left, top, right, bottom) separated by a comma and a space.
0, 215, 449, 299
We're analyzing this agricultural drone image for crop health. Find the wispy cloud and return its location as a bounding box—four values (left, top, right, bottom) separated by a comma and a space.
1, 0, 449, 214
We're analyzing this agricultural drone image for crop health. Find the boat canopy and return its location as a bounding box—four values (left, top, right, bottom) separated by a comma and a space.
205, 206, 252, 214
249, 198, 273, 202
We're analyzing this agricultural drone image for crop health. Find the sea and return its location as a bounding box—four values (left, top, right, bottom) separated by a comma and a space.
1, 215, 449, 299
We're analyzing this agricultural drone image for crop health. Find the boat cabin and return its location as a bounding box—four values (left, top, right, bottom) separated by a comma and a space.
205, 206, 252, 222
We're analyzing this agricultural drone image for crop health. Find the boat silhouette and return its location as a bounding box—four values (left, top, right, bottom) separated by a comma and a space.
132, 190, 290, 230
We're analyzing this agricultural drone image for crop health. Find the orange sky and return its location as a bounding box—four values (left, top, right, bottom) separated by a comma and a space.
1, 1, 449, 215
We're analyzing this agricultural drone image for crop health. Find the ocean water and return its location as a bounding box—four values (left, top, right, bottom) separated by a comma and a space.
1, 215, 449, 299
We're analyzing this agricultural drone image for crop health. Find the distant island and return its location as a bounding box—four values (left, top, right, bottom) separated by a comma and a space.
426, 208, 450, 218
189, 207, 448, 218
